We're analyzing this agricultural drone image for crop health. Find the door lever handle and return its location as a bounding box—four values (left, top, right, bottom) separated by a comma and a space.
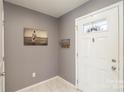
111, 66, 116, 71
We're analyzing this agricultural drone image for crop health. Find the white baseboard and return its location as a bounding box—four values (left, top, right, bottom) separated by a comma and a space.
16, 76, 76, 92
16, 76, 59, 92
57, 76, 77, 89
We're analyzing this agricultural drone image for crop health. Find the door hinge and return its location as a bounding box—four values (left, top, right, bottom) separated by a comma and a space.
77, 80, 79, 84
3, 56, 5, 62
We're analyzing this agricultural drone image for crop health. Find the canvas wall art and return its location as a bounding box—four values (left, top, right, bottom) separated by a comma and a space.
24, 28, 48, 46
60, 39, 70, 48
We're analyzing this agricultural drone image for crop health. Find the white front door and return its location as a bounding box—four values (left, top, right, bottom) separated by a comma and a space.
77, 6, 120, 92
0, 0, 5, 92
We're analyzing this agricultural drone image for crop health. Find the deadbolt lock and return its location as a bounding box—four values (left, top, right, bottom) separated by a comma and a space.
112, 59, 116, 63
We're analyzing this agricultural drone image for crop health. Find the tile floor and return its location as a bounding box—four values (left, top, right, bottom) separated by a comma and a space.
20, 77, 80, 92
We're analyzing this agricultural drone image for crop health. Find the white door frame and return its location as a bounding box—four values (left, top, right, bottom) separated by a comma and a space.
2, 0, 5, 91
75, 1, 123, 91
0, 0, 5, 91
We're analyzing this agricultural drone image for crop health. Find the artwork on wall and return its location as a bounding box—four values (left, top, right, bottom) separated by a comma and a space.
60, 39, 70, 48
24, 28, 48, 46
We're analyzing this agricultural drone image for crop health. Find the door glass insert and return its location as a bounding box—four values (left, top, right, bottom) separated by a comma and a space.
83, 19, 108, 33
92, 19, 108, 32
83, 23, 92, 33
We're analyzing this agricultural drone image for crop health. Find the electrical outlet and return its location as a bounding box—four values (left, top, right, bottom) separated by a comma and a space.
32, 72, 36, 78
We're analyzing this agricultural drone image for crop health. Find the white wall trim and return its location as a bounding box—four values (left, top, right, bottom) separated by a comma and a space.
0, 0, 5, 92
16, 76, 77, 92
118, 1, 123, 91
75, 1, 123, 91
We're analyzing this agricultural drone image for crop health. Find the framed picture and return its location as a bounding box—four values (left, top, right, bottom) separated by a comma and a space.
24, 28, 48, 46
60, 39, 70, 48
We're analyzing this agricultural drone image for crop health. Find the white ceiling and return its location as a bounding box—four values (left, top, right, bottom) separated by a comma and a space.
5, 0, 88, 18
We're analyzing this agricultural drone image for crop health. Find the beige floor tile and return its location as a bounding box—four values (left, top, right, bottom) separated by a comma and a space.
23, 77, 80, 92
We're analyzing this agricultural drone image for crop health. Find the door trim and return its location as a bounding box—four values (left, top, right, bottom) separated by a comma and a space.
0, 0, 5, 92
75, 1, 123, 91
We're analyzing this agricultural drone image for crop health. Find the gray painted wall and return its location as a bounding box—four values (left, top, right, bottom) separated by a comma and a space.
58, 0, 122, 85
4, 2, 59, 91
4, 0, 122, 92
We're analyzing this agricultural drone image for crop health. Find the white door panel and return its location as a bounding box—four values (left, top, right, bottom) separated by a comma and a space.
77, 7, 119, 92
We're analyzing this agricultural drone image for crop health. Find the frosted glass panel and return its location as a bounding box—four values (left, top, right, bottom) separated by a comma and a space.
83, 23, 92, 33
93, 19, 108, 32
83, 19, 108, 33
